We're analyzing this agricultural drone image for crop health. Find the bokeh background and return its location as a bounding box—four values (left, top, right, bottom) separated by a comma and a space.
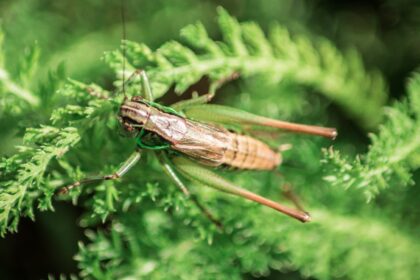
0, 0, 419, 279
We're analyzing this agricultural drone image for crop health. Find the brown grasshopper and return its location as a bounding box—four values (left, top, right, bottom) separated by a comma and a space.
58, 70, 336, 224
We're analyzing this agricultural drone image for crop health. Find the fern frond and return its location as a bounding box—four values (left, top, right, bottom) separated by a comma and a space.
104, 7, 387, 128
0, 126, 80, 235
323, 72, 420, 201
1, 7, 416, 280
75, 205, 420, 280
0, 29, 40, 108
0, 79, 115, 235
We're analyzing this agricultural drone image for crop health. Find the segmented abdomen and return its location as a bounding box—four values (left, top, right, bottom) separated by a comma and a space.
222, 133, 281, 170
143, 110, 281, 171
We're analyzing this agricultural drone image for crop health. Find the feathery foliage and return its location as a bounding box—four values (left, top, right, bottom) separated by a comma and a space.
0, 28, 40, 112
75, 206, 420, 280
0, 4, 419, 280
323, 73, 420, 201
0, 77, 115, 235
104, 7, 387, 128
0, 126, 79, 235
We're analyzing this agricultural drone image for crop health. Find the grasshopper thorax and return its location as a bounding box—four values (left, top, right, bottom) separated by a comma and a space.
119, 96, 152, 134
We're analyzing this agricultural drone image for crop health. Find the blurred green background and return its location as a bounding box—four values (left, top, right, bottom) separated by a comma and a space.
0, 0, 419, 279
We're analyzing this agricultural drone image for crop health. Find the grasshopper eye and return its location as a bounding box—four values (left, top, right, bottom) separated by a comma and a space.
131, 96, 144, 102
123, 122, 135, 132
118, 117, 140, 138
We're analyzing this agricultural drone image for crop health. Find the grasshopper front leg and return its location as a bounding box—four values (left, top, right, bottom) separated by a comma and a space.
82, 69, 153, 101
170, 72, 240, 111
171, 92, 216, 111
119, 69, 154, 100
172, 156, 311, 223
57, 149, 142, 195
171, 82, 218, 111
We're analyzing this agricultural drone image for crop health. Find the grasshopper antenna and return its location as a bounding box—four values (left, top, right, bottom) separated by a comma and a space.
121, 0, 127, 101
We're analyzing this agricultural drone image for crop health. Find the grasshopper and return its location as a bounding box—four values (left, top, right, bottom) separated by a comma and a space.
58, 0, 336, 224
58, 69, 336, 224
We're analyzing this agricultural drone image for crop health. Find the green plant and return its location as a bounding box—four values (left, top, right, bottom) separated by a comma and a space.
323, 73, 420, 201
0, 27, 40, 112
1, 7, 419, 280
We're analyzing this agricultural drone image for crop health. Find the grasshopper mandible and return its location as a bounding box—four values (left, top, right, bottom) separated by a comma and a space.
58, 69, 336, 224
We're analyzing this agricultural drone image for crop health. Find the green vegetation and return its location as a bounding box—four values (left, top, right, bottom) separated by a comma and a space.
0, 1, 419, 279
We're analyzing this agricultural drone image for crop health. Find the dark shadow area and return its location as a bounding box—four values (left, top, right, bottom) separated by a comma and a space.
0, 202, 84, 279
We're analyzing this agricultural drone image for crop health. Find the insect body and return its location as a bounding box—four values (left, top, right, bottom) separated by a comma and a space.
59, 71, 337, 224
121, 97, 281, 170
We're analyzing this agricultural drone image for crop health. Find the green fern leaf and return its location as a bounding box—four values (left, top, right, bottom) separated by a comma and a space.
323, 72, 420, 201
104, 7, 388, 128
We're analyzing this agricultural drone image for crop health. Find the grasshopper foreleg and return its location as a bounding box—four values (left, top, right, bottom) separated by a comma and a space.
171, 92, 215, 111
57, 149, 142, 195
157, 153, 223, 230
171, 80, 218, 111
170, 72, 240, 111
114, 69, 155, 100
138, 70, 154, 101
82, 69, 151, 100
172, 156, 311, 223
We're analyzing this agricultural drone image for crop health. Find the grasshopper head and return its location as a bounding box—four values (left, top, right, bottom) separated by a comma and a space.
119, 96, 151, 136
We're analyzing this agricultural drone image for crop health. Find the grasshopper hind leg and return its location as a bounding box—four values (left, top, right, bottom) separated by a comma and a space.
281, 183, 308, 213
157, 152, 223, 230
173, 156, 311, 223
184, 104, 337, 139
